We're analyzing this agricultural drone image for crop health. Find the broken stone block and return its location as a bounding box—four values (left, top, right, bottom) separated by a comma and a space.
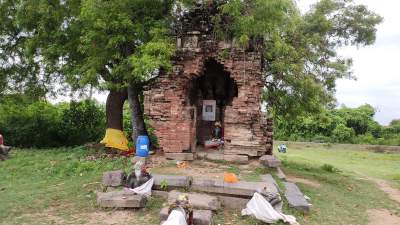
97, 191, 146, 208
192, 178, 277, 198
152, 190, 169, 199
284, 182, 310, 212
160, 207, 213, 225
102, 170, 125, 187
277, 167, 287, 181
152, 174, 192, 191
260, 174, 280, 193
217, 195, 249, 209
168, 190, 221, 211
165, 152, 195, 161
260, 155, 281, 168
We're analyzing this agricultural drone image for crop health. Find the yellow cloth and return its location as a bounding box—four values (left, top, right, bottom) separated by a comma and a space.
100, 128, 129, 151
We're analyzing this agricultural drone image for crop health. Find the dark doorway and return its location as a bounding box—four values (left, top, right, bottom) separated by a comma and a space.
189, 59, 238, 145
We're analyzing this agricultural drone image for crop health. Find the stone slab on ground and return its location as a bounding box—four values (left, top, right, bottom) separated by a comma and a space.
260, 174, 280, 193
284, 182, 310, 212
152, 174, 192, 190
191, 178, 277, 197
152, 190, 169, 199
217, 195, 249, 209
164, 153, 195, 161
277, 167, 287, 181
168, 190, 221, 211
102, 170, 125, 187
97, 191, 146, 208
260, 155, 281, 168
160, 207, 213, 225
199, 152, 248, 164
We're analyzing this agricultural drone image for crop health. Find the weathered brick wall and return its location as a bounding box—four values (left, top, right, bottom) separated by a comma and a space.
143, 4, 272, 155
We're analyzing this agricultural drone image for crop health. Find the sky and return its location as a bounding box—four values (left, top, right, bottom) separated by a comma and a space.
297, 0, 400, 125
65, 0, 400, 125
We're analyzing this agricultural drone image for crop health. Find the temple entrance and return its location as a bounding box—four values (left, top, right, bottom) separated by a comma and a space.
189, 59, 238, 149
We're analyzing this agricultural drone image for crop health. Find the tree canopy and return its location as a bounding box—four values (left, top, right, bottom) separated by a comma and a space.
0, 0, 382, 121
214, 0, 382, 118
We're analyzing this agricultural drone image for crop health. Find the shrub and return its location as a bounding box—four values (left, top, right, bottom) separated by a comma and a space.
0, 99, 105, 148
0, 101, 63, 147
332, 123, 355, 143
59, 100, 105, 146
321, 164, 341, 173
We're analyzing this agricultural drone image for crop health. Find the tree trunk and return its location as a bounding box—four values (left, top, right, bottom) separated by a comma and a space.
106, 89, 128, 130
127, 84, 147, 143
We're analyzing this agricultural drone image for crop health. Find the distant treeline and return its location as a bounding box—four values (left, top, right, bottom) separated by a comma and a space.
275, 104, 400, 146
0, 95, 105, 148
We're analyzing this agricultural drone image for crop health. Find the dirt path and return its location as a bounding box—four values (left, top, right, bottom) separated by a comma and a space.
367, 177, 400, 204
367, 209, 400, 225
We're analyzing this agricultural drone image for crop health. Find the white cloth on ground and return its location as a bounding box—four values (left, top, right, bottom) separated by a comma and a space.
242, 192, 300, 225
123, 177, 154, 197
161, 209, 187, 225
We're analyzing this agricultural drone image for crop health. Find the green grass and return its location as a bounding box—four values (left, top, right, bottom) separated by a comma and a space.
1, 143, 400, 225
0, 147, 133, 224
277, 142, 400, 185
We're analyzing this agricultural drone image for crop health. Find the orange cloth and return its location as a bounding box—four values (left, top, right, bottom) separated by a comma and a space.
224, 172, 238, 183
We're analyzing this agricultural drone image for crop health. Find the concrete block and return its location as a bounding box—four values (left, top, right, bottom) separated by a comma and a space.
168, 190, 221, 211
260, 155, 281, 168
284, 182, 310, 212
102, 170, 125, 187
153, 174, 192, 191
97, 191, 146, 208
192, 178, 277, 198
165, 153, 195, 161
160, 207, 213, 225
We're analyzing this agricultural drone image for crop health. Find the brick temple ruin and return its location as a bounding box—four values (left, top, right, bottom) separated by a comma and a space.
143, 4, 273, 159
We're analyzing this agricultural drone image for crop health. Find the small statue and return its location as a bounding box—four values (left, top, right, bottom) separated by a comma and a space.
126, 161, 151, 189
213, 121, 222, 139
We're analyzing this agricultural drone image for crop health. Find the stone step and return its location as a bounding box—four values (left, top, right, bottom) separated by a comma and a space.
152, 190, 169, 199
260, 174, 280, 193
153, 174, 192, 191
198, 152, 248, 164
277, 167, 287, 181
168, 190, 221, 211
191, 178, 277, 198
160, 207, 213, 225
260, 155, 281, 168
97, 191, 146, 208
284, 182, 310, 212
102, 170, 125, 187
164, 153, 195, 161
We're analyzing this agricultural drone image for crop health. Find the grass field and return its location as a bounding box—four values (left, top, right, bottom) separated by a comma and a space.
0, 143, 399, 225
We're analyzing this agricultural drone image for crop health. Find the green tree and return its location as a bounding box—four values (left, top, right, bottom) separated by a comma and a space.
0, 0, 175, 145
1, 0, 382, 147
215, 0, 382, 118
